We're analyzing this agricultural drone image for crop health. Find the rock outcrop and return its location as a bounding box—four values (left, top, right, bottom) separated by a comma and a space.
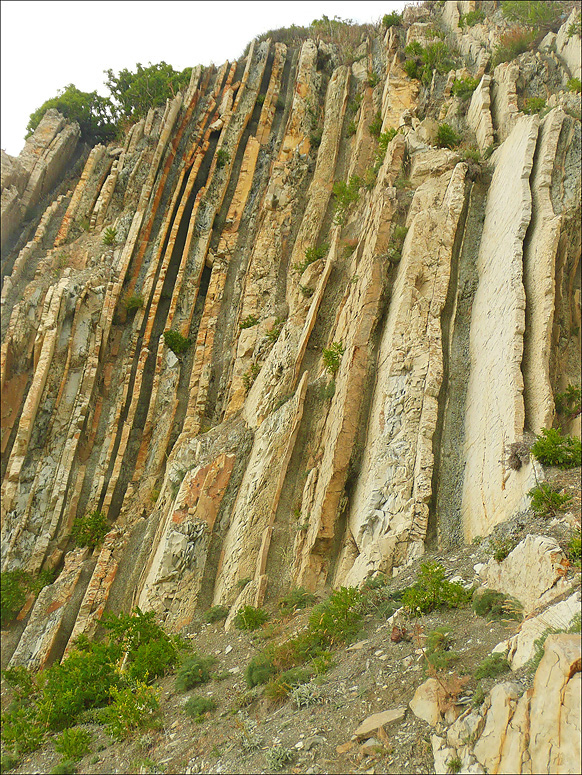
1, 9, 580, 763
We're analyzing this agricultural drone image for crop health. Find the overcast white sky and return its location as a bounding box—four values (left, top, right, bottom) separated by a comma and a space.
1, 0, 411, 156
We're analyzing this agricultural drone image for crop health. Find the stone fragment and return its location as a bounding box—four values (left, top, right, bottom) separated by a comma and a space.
353, 707, 406, 739
409, 679, 442, 726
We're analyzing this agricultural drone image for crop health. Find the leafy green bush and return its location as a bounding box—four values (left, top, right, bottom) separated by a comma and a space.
175, 653, 217, 691
308, 586, 362, 646
404, 59, 420, 79
492, 29, 535, 67
568, 15, 581, 38
1, 706, 44, 756
555, 384, 581, 418
405, 41, 424, 57
164, 330, 192, 355
1, 752, 19, 773
369, 111, 383, 137
451, 77, 479, 100
204, 605, 230, 623
322, 342, 345, 376
71, 510, 108, 549
55, 728, 92, 762
436, 123, 461, 149
368, 72, 381, 88
472, 589, 523, 621
183, 695, 217, 720
501, 1, 563, 31
346, 119, 357, 137
50, 760, 78, 775
240, 315, 259, 329
124, 294, 144, 312
401, 562, 470, 615
524, 97, 546, 114
459, 9, 485, 27
382, 12, 401, 28
531, 428, 581, 468
293, 243, 329, 274
488, 535, 517, 562
102, 680, 160, 740
105, 62, 192, 121
245, 653, 276, 688
448, 756, 463, 774
278, 587, 317, 617
425, 626, 459, 671
234, 605, 269, 631
264, 666, 313, 701
216, 149, 230, 168
333, 176, 361, 224
528, 483, 572, 517
26, 84, 116, 145
1, 570, 28, 627
474, 653, 510, 680
102, 227, 117, 246
378, 128, 397, 156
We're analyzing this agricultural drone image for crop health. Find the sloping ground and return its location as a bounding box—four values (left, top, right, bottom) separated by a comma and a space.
2, 476, 579, 774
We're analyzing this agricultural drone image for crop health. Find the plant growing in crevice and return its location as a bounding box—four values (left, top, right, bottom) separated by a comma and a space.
102, 227, 117, 246
402, 562, 470, 615
474, 653, 510, 680
369, 111, 383, 137
163, 330, 191, 355
71, 509, 108, 549
492, 29, 535, 67
215, 148, 230, 168
265, 318, 284, 344
124, 293, 144, 312
436, 123, 461, 149
242, 362, 261, 392
459, 9, 485, 27
451, 76, 479, 100
293, 243, 329, 274
234, 606, 269, 631
322, 342, 345, 376
528, 483, 572, 517
531, 428, 581, 468
555, 384, 581, 420
524, 97, 546, 114
487, 535, 517, 562
239, 315, 259, 329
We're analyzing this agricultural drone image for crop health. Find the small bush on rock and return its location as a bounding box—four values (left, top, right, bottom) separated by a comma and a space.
0, 570, 28, 627
567, 77, 582, 93
402, 562, 470, 615
308, 586, 362, 646
278, 587, 316, 616
488, 535, 517, 562
175, 653, 217, 691
245, 654, 276, 688
102, 227, 117, 246
436, 123, 461, 149
183, 695, 217, 720
555, 384, 581, 419
528, 483, 572, 517
124, 294, 144, 312
492, 29, 535, 67
54, 728, 92, 762
102, 680, 160, 740
451, 77, 479, 100
382, 12, 401, 28
472, 589, 523, 620
163, 330, 191, 355
531, 428, 581, 468
322, 342, 345, 376
234, 605, 269, 631
459, 9, 485, 27
240, 315, 259, 329
204, 605, 229, 623
474, 653, 510, 680
215, 148, 230, 168
524, 97, 546, 114
71, 509, 108, 549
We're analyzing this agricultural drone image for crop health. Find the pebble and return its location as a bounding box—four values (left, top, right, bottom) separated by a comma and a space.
225, 645, 233, 654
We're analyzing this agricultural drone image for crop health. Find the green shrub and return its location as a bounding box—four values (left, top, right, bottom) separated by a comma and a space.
102, 227, 117, 246
183, 695, 217, 720
471, 684, 486, 708
242, 363, 260, 392
459, 9, 485, 27
1, 666, 37, 701
567, 529, 581, 563
528, 483, 572, 517
245, 653, 276, 688
448, 756, 463, 774
567, 77, 582, 93
382, 12, 401, 28
405, 41, 424, 57
234, 605, 269, 631
492, 29, 535, 67
71, 509, 108, 549
1, 752, 19, 773
346, 119, 357, 137
488, 536, 517, 562
105, 62, 192, 122
1, 570, 28, 627
364, 167, 377, 190
451, 76, 479, 99
474, 653, 510, 680
278, 587, 317, 617
422, 42, 456, 75
216, 148, 230, 168
308, 586, 362, 646
404, 59, 420, 79
266, 745, 293, 771
472, 589, 523, 621
367, 72, 381, 88
568, 15, 581, 38
50, 761, 78, 775
501, 1, 562, 31
127, 637, 179, 681
401, 562, 470, 615
163, 330, 191, 355
1, 706, 44, 756
369, 111, 383, 137
293, 243, 329, 274
322, 342, 345, 376
175, 653, 216, 691
524, 97, 546, 114
124, 294, 144, 312
555, 384, 581, 419
378, 128, 397, 156
436, 123, 461, 149
463, 148, 481, 163
240, 315, 259, 329
55, 728, 92, 762
264, 666, 313, 701
204, 605, 230, 623
531, 428, 581, 468
362, 585, 403, 618
102, 680, 160, 740
333, 176, 361, 224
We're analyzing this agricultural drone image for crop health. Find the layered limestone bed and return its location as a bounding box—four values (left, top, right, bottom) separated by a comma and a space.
1, 4, 581, 766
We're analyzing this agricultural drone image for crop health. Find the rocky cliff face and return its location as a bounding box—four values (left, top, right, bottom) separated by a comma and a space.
1, 0, 580, 719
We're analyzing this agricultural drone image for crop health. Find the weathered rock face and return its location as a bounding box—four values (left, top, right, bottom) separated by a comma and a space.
1, 0, 580, 712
